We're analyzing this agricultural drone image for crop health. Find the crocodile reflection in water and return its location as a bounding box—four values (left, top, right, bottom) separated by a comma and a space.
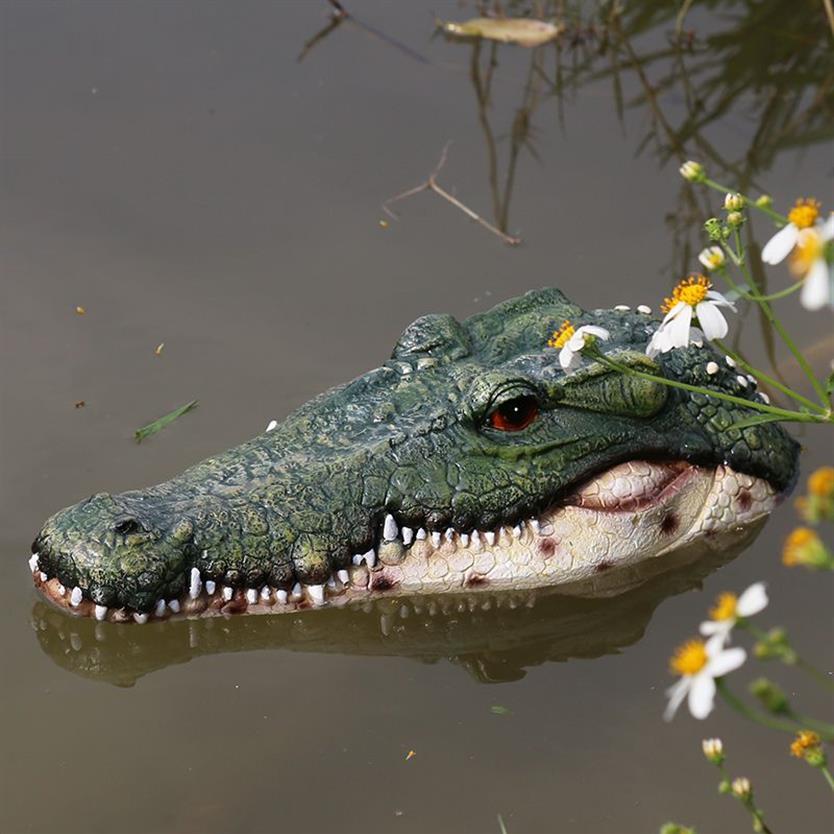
32, 522, 762, 687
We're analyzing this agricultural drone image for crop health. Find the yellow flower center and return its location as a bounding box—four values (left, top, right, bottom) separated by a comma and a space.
787, 198, 821, 230
661, 274, 711, 314
808, 467, 834, 497
670, 638, 709, 676
710, 592, 738, 621
548, 320, 575, 349
790, 730, 821, 758
789, 228, 823, 278
782, 526, 820, 566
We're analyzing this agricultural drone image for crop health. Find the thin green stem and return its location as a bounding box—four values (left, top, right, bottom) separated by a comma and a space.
720, 258, 830, 407
717, 680, 801, 734
785, 710, 834, 739
821, 765, 834, 793
701, 177, 786, 224
795, 657, 834, 692
713, 340, 826, 414
594, 354, 823, 424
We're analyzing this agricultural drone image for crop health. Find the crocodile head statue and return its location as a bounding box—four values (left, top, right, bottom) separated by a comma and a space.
30, 288, 799, 623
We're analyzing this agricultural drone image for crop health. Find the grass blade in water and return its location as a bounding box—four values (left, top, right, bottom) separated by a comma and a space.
135, 400, 198, 443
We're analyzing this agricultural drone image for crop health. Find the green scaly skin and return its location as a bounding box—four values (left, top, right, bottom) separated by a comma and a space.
31, 289, 798, 619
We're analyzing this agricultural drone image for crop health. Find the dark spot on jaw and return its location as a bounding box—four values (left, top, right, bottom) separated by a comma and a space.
594, 561, 613, 573
370, 573, 397, 592
537, 537, 557, 557
466, 574, 488, 587
738, 490, 752, 511
660, 512, 679, 535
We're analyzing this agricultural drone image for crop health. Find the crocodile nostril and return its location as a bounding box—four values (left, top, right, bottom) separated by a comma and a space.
114, 518, 141, 535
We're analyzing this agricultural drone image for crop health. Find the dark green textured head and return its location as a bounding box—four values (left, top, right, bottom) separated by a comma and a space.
31, 289, 799, 622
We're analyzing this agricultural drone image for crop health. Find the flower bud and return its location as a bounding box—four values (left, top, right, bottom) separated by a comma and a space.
731, 777, 752, 799
749, 678, 789, 714
702, 737, 725, 764
680, 161, 705, 182
724, 192, 745, 211
704, 217, 726, 241
755, 194, 773, 208
698, 246, 726, 270
726, 211, 744, 227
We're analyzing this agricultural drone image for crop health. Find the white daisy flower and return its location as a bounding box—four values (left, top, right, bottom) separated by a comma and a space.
664, 636, 746, 721
698, 246, 726, 271
790, 213, 834, 310
646, 275, 735, 358
699, 582, 768, 645
761, 198, 822, 265
548, 321, 610, 371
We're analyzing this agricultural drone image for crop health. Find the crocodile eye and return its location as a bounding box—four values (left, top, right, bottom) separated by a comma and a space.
487, 396, 540, 432
114, 517, 140, 535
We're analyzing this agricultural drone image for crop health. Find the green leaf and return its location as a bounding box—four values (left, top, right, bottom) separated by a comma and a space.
826, 371, 834, 399
730, 413, 784, 431
134, 400, 198, 443
490, 704, 511, 715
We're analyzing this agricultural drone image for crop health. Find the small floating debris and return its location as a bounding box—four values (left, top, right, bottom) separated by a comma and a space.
154, 342, 165, 356
74, 400, 86, 409
436, 17, 565, 48
75, 306, 86, 315
135, 400, 198, 443
405, 750, 416, 761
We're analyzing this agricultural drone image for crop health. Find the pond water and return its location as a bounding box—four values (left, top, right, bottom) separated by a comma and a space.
2, 2, 833, 832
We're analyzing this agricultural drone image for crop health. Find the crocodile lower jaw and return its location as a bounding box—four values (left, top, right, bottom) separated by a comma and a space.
30, 460, 776, 623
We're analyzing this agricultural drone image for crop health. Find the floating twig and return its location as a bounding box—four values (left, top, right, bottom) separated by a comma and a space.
383, 144, 522, 246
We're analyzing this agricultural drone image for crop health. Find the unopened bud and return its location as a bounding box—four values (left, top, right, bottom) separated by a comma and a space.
731, 777, 752, 799
698, 246, 726, 270
755, 194, 773, 208
726, 211, 744, 227
702, 737, 725, 764
724, 192, 745, 211
749, 678, 789, 714
680, 160, 705, 182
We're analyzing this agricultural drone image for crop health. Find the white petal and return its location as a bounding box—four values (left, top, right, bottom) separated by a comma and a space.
578, 325, 610, 341
688, 674, 717, 719
736, 582, 768, 617
695, 301, 729, 340
705, 290, 736, 310
699, 620, 729, 638
664, 678, 691, 722
761, 223, 799, 264
668, 304, 693, 348
800, 258, 830, 311
705, 646, 746, 678
822, 213, 834, 241
559, 345, 578, 370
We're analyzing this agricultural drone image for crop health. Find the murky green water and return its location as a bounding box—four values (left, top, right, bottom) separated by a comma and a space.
2, 2, 832, 832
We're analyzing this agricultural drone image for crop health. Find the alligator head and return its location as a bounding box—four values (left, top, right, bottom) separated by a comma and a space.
30, 288, 799, 623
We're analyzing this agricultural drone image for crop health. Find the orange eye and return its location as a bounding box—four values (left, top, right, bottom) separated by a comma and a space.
487, 396, 540, 432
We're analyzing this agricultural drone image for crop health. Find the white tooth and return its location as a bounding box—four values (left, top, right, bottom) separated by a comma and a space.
614, 304, 630, 311
337, 569, 350, 584
444, 528, 455, 541
56, 584, 66, 597
326, 576, 337, 590
246, 588, 258, 604
416, 528, 427, 540
28, 554, 39, 573
637, 304, 652, 314
276, 590, 288, 604
471, 531, 481, 549
70, 586, 83, 607
746, 375, 756, 386
94, 604, 108, 621
460, 533, 470, 547
154, 599, 166, 617
512, 525, 522, 538
205, 580, 216, 595
306, 584, 326, 605
760, 392, 770, 404
39, 571, 48, 582
383, 514, 398, 541
168, 599, 181, 613
485, 531, 496, 546
725, 355, 736, 367
363, 548, 377, 569
188, 567, 202, 600
540, 523, 554, 536
402, 527, 413, 545
260, 586, 271, 600
737, 375, 748, 387
706, 361, 719, 375
431, 531, 442, 547
290, 582, 303, 601
530, 519, 541, 534
266, 419, 278, 432
222, 586, 233, 602
352, 553, 363, 565
133, 612, 149, 624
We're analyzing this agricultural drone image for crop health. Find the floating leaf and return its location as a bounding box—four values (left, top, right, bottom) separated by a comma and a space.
438, 17, 564, 48
135, 400, 198, 443
490, 705, 511, 715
